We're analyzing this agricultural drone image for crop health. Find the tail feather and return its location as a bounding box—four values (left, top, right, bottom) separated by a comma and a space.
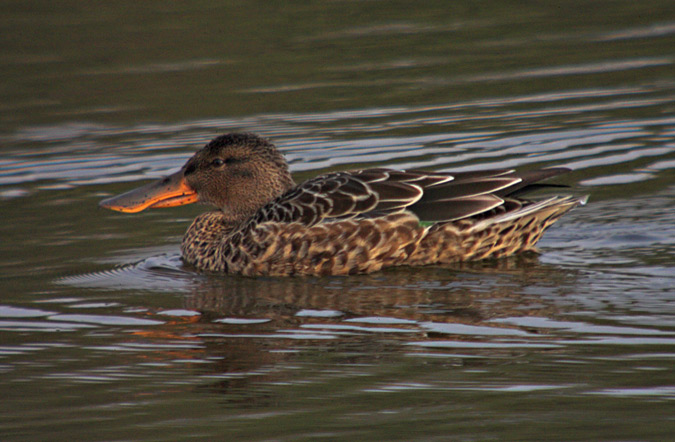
470, 195, 587, 231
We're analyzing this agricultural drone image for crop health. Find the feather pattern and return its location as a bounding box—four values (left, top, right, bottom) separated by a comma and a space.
183, 163, 585, 275
100, 133, 587, 276
242, 166, 572, 231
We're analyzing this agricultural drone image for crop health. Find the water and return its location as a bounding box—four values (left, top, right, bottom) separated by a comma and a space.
1, 1, 674, 440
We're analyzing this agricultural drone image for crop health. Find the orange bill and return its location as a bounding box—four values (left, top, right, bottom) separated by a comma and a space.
99, 170, 199, 213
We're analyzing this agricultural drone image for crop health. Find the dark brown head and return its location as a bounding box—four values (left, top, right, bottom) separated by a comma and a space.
183, 133, 295, 217
99, 133, 296, 220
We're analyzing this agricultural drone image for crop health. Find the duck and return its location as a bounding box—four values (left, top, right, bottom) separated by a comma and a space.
100, 133, 586, 276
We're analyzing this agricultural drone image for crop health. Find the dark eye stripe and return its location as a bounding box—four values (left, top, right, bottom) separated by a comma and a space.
211, 157, 243, 167
184, 162, 197, 175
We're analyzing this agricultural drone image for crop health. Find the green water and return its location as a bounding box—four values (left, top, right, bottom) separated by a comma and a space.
1, 1, 674, 441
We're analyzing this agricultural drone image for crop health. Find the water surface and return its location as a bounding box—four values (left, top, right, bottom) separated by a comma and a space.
1, 1, 674, 441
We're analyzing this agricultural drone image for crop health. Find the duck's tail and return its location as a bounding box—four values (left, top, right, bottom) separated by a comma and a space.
408, 194, 588, 265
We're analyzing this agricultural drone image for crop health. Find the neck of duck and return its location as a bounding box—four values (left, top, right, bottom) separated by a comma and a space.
180, 211, 240, 272
180, 168, 296, 271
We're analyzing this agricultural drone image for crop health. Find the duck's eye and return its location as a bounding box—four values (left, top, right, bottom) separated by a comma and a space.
211, 157, 241, 167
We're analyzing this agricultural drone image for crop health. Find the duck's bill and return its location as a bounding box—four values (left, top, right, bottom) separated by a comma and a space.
99, 170, 199, 213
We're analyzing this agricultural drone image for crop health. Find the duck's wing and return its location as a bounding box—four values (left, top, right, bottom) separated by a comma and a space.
408, 167, 570, 222
249, 167, 571, 227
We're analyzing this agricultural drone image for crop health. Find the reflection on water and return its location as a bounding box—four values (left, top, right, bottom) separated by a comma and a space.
2, 91, 674, 189
3, 233, 674, 439
1, 0, 675, 440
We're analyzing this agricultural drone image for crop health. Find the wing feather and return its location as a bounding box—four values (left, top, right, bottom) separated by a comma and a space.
247, 166, 572, 228
412, 195, 504, 222
419, 177, 522, 201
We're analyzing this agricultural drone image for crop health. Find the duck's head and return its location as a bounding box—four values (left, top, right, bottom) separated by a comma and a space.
100, 133, 295, 219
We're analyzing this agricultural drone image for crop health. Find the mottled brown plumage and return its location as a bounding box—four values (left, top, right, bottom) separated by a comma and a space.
100, 133, 587, 276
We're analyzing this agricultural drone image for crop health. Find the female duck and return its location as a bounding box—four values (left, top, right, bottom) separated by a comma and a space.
100, 133, 585, 276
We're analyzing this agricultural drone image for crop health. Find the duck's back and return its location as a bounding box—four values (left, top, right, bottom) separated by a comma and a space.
181, 167, 585, 276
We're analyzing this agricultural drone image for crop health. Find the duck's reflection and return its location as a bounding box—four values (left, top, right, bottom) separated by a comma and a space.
185, 254, 565, 321
176, 255, 574, 399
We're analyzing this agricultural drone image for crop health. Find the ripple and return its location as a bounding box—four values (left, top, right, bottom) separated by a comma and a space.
58, 253, 197, 292
0, 320, 96, 332
408, 341, 562, 349
491, 317, 674, 336
0, 305, 55, 318
301, 324, 416, 334
588, 386, 675, 398
465, 57, 673, 82
295, 310, 344, 318
595, 22, 675, 41
213, 318, 271, 325
48, 314, 163, 326
344, 317, 417, 325
421, 322, 534, 336
580, 173, 654, 186
2, 88, 673, 193
197, 332, 337, 340
157, 309, 201, 317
